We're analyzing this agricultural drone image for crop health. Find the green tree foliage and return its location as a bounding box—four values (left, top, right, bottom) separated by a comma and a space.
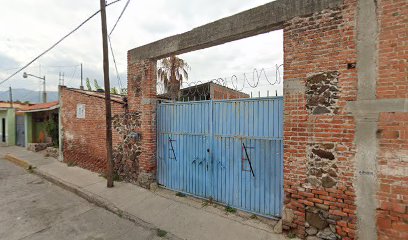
86, 78, 92, 91
45, 118, 59, 147
158, 55, 190, 100
110, 87, 119, 95
120, 88, 127, 95
94, 79, 103, 91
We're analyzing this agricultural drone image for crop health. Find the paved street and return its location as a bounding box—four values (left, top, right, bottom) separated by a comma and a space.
0, 159, 170, 240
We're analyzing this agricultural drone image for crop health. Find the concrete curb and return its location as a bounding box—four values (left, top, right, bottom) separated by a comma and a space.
4, 153, 33, 170
2, 154, 179, 240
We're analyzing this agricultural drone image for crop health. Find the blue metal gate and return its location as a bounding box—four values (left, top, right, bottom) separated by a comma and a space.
157, 97, 283, 217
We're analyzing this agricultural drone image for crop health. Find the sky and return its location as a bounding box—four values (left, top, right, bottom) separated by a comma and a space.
0, 0, 283, 99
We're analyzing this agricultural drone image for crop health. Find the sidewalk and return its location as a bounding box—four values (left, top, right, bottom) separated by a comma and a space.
1, 146, 288, 240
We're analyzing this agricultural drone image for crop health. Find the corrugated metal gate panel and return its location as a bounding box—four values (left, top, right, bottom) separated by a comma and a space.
157, 97, 283, 217
157, 102, 211, 197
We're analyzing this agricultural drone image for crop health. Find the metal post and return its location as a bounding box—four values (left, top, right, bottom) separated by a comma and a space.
100, 0, 114, 188
9, 87, 13, 108
80, 63, 84, 90
42, 76, 47, 103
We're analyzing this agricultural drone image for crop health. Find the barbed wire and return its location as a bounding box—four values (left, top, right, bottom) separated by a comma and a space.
156, 64, 283, 100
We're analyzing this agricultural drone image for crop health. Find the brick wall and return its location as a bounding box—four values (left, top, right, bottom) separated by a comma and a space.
377, 0, 408, 99
283, 1, 358, 238
211, 84, 249, 99
376, 0, 408, 239
60, 87, 125, 173
127, 58, 157, 188
377, 113, 408, 240
283, 0, 408, 239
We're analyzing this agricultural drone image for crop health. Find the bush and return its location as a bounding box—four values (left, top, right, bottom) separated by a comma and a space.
45, 118, 58, 147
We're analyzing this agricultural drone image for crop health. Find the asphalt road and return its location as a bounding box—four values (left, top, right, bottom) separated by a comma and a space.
0, 159, 168, 240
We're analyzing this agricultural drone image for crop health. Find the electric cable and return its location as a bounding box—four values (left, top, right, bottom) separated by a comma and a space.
0, 0, 123, 86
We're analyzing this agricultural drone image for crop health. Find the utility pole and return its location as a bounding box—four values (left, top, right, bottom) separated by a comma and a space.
22, 72, 46, 103
100, 0, 114, 188
59, 72, 65, 86
80, 63, 84, 90
42, 76, 47, 103
9, 87, 13, 108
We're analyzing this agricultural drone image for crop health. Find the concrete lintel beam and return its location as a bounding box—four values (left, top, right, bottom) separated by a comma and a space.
347, 99, 408, 115
128, 0, 342, 62
283, 78, 305, 94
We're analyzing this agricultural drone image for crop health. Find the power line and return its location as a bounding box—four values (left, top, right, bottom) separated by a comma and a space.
108, 0, 131, 91
70, 65, 78, 83
0, 64, 80, 72
108, 37, 123, 90
109, 0, 131, 36
0, 0, 123, 86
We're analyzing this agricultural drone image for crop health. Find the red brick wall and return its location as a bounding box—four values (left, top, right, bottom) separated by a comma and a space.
377, 113, 408, 240
376, 1, 408, 239
60, 87, 125, 173
377, 0, 408, 99
212, 85, 249, 99
283, 1, 358, 238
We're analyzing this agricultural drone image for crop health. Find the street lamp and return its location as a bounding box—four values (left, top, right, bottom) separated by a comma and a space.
23, 72, 47, 103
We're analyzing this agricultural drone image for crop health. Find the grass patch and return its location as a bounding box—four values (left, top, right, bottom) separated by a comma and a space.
225, 205, 237, 213
287, 231, 296, 239
157, 229, 167, 237
250, 214, 258, 219
26, 165, 36, 173
67, 161, 77, 167
208, 197, 213, 204
175, 192, 186, 197
113, 173, 122, 182
202, 197, 215, 207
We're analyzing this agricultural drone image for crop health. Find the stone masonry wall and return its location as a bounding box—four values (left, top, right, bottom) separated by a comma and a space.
283, 1, 358, 239
112, 112, 142, 183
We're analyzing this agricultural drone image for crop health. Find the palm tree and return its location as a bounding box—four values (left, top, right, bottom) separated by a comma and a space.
157, 55, 190, 100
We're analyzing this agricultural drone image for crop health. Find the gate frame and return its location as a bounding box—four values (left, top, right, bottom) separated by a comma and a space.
127, 0, 342, 186
126, 0, 344, 234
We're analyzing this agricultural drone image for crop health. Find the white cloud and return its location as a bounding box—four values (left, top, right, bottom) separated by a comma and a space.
0, 0, 282, 95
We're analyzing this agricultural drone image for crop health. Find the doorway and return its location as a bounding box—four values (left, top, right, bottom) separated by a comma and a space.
2, 118, 5, 143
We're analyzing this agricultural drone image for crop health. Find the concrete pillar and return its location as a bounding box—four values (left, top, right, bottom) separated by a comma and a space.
355, 0, 379, 239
